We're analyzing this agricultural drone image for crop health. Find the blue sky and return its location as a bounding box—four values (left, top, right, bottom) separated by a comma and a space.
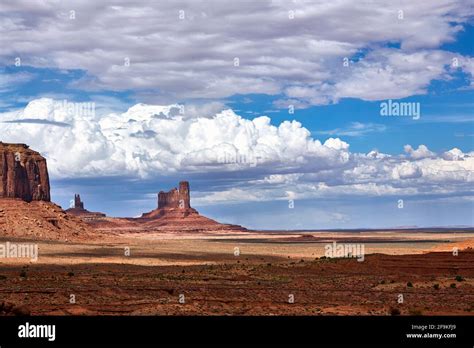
0, 1, 473, 229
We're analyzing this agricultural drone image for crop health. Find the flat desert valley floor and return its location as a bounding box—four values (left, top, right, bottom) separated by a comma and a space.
1, 229, 473, 316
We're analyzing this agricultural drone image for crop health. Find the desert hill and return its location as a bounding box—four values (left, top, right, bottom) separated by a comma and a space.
0, 199, 97, 242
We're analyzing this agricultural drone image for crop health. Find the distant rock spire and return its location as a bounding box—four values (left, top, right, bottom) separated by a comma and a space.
74, 194, 84, 209
65, 193, 106, 220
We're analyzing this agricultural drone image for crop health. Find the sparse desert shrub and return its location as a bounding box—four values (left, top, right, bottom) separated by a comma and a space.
67, 272, 74, 277
389, 307, 401, 316
380, 280, 386, 284
450, 283, 456, 289
455, 275, 465, 282
407, 282, 413, 288
0, 275, 7, 280
19, 270, 27, 278
433, 284, 440, 290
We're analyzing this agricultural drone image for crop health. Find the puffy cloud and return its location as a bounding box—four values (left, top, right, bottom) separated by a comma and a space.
282, 48, 470, 106
391, 162, 423, 179
323, 137, 349, 151
0, 98, 350, 177
404, 144, 435, 159
0, 99, 472, 205
0, 1, 473, 105
442, 148, 468, 161
257, 174, 302, 185
1, 99, 114, 177
333, 50, 452, 101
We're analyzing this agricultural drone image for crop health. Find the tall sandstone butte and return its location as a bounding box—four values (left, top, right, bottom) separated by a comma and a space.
139, 180, 246, 231
0, 142, 50, 202
142, 181, 195, 218
158, 181, 191, 209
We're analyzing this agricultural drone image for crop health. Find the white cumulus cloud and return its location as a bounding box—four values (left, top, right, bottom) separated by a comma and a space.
1, 98, 472, 205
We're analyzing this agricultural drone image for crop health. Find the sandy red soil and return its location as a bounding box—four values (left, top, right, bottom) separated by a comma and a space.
1, 197, 473, 316
0, 237, 472, 316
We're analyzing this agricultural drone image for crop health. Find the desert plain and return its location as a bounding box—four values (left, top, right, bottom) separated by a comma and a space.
1, 228, 473, 316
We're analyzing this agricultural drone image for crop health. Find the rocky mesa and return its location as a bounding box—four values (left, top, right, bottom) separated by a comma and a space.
0, 142, 98, 241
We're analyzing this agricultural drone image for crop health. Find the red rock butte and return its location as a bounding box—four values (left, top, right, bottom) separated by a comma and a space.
142, 181, 198, 219
138, 181, 246, 232
0, 142, 50, 202
158, 181, 191, 209
65, 194, 106, 221
0, 142, 98, 241
0, 141, 246, 234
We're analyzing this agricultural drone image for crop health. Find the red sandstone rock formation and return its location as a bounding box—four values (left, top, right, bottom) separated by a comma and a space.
0, 142, 50, 202
0, 143, 100, 241
78, 182, 246, 233
65, 194, 106, 221
0, 199, 100, 241
158, 181, 191, 209
139, 181, 246, 232
142, 181, 199, 219
74, 194, 84, 209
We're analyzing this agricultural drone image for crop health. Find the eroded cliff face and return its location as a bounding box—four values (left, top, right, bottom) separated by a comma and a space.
0, 142, 50, 202
158, 181, 191, 209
